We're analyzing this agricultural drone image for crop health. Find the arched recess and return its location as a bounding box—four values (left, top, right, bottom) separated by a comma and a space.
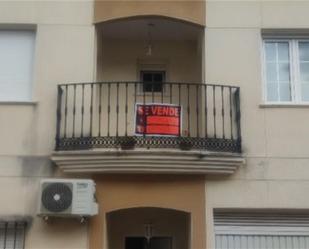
96, 15, 205, 83
107, 207, 190, 249
93, 15, 205, 139
89, 175, 206, 249
94, 1, 206, 27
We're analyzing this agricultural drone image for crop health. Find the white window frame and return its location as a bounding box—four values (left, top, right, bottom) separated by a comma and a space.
262, 38, 309, 104
136, 59, 170, 96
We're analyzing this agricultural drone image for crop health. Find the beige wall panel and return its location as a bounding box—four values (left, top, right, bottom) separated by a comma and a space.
0, 177, 31, 215
0, 157, 28, 177
206, 1, 309, 28
205, 28, 267, 157
32, 25, 95, 154
261, 1, 309, 28
0, 156, 53, 177
206, 177, 309, 209
267, 180, 309, 208
24, 178, 42, 216
206, 180, 269, 209
206, 172, 309, 213
221, 158, 269, 181
0, 1, 93, 25
0, 106, 37, 155
89, 175, 206, 249
264, 158, 309, 180
26, 218, 88, 249
0, 178, 26, 215
206, 1, 261, 28
215, 158, 309, 181
99, 39, 200, 82
264, 109, 309, 157
94, 1, 205, 26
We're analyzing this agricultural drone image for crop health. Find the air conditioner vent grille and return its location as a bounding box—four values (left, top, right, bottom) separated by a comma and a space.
41, 183, 72, 213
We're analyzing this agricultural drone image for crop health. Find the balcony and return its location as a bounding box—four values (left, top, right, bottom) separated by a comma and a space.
52, 82, 244, 175
55, 82, 241, 152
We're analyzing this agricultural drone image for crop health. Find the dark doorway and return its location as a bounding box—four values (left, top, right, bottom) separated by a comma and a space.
149, 237, 172, 249
125, 237, 147, 249
107, 208, 189, 249
125, 237, 172, 249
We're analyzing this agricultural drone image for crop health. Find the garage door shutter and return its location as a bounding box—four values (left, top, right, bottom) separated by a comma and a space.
214, 211, 309, 249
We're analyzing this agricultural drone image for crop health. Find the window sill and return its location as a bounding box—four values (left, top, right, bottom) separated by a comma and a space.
0, 101, 38, 106
260, 103, 309, 108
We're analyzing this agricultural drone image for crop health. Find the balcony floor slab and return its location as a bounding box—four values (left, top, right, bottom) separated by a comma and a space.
51, 149, 245, 175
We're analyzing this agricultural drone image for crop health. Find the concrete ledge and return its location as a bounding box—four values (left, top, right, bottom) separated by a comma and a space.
52, 149, 245, 175
0, 101, 38, 106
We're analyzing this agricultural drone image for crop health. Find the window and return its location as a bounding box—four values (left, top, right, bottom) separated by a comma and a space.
141, 71, 165, 92
263, 39, 309, 103
0, 30, 35, 101
0, 221, 27, 249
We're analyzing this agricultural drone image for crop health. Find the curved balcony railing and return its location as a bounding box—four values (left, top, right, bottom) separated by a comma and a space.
55, 82, 241, 153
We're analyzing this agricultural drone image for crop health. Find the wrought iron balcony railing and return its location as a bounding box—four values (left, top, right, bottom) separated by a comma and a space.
55, 82, 241, 152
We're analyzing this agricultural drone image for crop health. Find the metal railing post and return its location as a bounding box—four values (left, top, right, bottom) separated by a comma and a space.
235, 87, 242, 152
55, 85, 63, 150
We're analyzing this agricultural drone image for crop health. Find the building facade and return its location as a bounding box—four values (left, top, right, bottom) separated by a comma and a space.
1, 1, 309, 249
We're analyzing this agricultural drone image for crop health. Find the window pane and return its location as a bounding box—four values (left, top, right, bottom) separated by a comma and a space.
141, 71, 165, 92
264, 41, 292, 102
279, 83, 291, 101
143, 83, 152, 92
153, 83, 163, 92
278, 42, 289, 61
0, 30, 35, 101
267, 82, 279, 102
153, 73, 163, 82
299, 42, 309, 61
266, 62, 277, 82
265, 42, 276, 61
299, 42, 309, 102
142, 73, 152, 82
300, 62, 309, 81
301, 83, 309, 101
279, 62, 290, 81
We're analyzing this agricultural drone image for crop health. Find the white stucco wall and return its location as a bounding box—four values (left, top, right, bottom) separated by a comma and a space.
0, 1, 95, 249
0, 1, 309, 249
205, 1, 309, 248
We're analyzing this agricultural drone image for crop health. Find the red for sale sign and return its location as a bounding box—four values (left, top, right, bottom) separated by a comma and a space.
135, 104, 181, 136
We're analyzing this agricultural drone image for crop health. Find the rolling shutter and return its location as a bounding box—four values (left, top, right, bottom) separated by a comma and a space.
214, 211, 309, 249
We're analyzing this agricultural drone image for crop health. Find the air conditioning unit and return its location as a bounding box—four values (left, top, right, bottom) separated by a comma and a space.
38, 179, 98, 218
